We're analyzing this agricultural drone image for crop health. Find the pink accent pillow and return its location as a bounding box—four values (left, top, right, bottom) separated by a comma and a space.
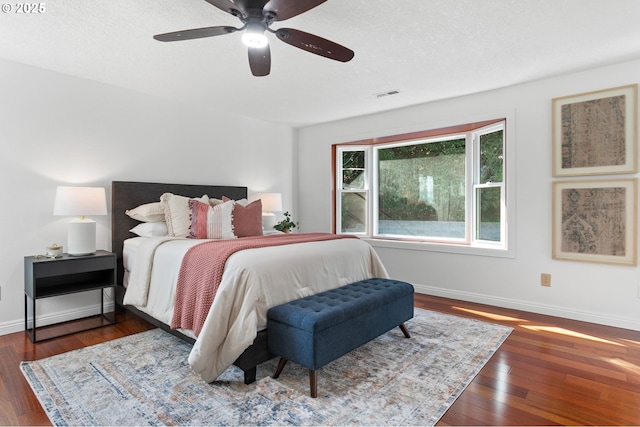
231, 199, 263, 237
188, 199, 235, 239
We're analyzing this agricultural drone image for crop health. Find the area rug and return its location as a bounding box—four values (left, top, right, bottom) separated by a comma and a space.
21, 308, 511, 426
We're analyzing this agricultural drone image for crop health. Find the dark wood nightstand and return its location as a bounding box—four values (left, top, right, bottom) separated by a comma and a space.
24, 250, 117, 342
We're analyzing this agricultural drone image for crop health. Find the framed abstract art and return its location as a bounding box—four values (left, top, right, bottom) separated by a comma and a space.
552, 84, 637, 177
552, 178, 637, 265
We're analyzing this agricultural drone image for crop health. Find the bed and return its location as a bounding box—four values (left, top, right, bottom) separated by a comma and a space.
112, 181, 389, 384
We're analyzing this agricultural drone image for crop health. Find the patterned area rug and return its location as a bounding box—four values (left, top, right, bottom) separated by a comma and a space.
21, 308, 511, 426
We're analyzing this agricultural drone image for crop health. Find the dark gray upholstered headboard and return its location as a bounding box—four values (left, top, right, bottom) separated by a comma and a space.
111, 181, 247, 287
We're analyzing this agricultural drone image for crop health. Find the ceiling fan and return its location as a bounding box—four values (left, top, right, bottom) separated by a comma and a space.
154, 0, 354, 77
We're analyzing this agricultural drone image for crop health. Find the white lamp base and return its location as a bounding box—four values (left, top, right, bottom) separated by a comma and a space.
262, 212, 277, 231
68, 218, 96, 256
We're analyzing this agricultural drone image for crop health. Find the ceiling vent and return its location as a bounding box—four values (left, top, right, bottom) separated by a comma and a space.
375, 90, 400, 99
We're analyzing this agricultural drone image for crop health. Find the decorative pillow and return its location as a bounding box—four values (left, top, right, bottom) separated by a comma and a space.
188, 199, 236, 240
222, 196, 249, 206
129, 222, 168, 237
231, 199, 263, 237
125, 202, 165, 223
161, 193, 210, 238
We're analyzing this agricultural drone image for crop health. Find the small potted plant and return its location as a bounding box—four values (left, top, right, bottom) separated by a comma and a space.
274, 211, 298, 233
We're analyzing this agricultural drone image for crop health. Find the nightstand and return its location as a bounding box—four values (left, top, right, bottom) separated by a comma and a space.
24, 250, 116, 342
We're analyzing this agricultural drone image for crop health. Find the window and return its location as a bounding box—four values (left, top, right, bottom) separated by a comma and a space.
334, 119, 509, 252
339, 148, 369, 233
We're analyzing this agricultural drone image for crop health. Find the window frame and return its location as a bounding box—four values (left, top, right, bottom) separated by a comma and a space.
335, 145, 371, 236
373, 132, 470, 243
471, 122, 506, 247
332, 116, 515, 258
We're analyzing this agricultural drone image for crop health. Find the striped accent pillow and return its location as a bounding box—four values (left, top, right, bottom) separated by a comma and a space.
188, 199, 235, 240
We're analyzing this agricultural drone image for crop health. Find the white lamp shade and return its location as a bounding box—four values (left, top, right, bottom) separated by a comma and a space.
257, 192, 283, 213
53, 186, 107, 217
53, 186, 107, 256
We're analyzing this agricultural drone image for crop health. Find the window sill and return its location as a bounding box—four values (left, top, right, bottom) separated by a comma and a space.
364, 237, 515, 259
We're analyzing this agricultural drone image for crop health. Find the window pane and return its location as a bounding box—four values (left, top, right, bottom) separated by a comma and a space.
341, 192, 366, 233
342, 170, 365, 190
377, 138, 466, 238
343, 150, 364, 169
477, 187, 501, 241
342, 151, 365, 190
479, 130, 503, 183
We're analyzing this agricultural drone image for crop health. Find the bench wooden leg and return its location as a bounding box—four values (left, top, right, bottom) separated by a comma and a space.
274, 358, 318, 398
309, 370, 318, 398
399, 323, 410, 338
273, 357, 288, 379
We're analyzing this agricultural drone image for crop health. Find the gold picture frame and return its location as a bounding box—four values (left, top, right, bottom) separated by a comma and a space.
552, 178, 637, 265
552, 84, 638, 177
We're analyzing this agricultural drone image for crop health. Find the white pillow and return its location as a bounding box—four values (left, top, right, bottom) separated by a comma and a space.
233, 198, 249, 207
130, 222, 168, 237
161, 193, 210, 238
125, 202, 165, 223
222, 196, 249, 207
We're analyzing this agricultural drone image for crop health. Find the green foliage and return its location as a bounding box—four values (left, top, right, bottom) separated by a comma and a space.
342, 130, 504, 227
378, 138, 466, 161
341, 193, 366, 232
378, 138, 466, 222
478, 130, 504, 223
274, 211, 298, 232
478, 187, 501, 224
379, 191, 438, 221
479, 130, 504, 183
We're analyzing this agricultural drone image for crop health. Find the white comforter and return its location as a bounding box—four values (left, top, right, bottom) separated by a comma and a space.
123, 236, 389, 382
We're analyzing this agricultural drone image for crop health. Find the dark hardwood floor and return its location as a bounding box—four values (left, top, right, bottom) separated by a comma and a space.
1, 294, 639, 425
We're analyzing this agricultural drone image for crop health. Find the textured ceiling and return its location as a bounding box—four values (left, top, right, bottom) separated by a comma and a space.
2, 0, 640, 126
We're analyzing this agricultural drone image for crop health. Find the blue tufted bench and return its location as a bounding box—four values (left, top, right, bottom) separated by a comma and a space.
267, 278, 414, 397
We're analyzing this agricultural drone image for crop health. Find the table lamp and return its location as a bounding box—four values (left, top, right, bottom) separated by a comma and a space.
53, 186, 107, 256
257, 192, 282, 229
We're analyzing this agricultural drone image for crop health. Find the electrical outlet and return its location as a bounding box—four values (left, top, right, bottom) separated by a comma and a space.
541, 273, 551, 287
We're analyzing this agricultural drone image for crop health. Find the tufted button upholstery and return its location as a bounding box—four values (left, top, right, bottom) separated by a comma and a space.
267, 277, 415, 397
268, 278, 414, 333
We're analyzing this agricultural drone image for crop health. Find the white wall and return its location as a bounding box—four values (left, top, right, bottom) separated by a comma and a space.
4, 57, 638, 336
297, 59, 640, 331
0, 59, 294, 335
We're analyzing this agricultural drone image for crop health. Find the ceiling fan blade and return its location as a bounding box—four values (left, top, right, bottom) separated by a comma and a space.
263, 0, 327, 21
275, 28, 354, 62
203, 0, 245, 17
153, 26, 237, 42
248, 45, 271, 76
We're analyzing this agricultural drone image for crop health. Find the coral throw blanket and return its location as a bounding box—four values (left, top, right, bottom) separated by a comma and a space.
171, 233, 358, 336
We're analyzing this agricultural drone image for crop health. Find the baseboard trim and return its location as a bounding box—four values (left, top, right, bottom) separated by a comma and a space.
413, 283, 640, 332
0, 302, 115, 337
4, 285, 637, 335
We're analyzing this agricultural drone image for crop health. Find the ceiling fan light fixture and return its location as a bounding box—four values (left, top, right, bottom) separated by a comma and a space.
242, 32, 268, 48
242, 22, 268, 48
153, 0, 355, 76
